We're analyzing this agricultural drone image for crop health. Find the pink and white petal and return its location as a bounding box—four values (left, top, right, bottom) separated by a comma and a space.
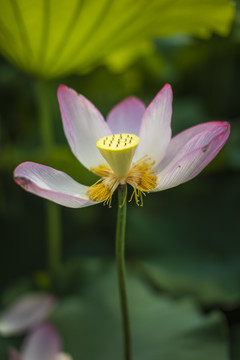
106, 97, 145, 135
155, 121, 229, 172
22, 324, 61, 360
9, 349, 22, 360
154, 128, 230, 191
136, 84, 172, 164
14, 162, 98, 208
0, 293, 56, 336
58, 85, 111, 170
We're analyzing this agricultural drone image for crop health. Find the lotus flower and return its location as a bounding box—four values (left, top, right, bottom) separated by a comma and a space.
14, 84, 230, 207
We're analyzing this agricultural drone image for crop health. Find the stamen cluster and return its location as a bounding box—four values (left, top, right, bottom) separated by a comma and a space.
88, 156, 157, 207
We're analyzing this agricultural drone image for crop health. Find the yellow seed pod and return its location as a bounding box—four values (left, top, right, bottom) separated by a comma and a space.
96, 134, 140, 177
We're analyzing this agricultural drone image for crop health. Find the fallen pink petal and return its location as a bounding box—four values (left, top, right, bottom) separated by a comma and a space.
0, 293, 57, 336
8, 323, 71, 360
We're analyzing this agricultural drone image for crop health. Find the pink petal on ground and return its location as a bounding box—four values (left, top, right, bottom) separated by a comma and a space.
0, 293, 56, 336
154, 122, 230, 191
14, 162, 98, 208
22, 324, 61, 360
136, 84, 172, 164
106, 97, 145, 136
58, 85, 111, 170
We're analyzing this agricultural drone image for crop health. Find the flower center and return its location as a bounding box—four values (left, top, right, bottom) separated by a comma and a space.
88, 136, 158, 208
88, 157, 157, 206
96, 133, 140, 178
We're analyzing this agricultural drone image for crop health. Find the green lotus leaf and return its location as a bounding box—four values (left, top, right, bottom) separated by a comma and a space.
0, 0, 234, 78
51, 264, 228, 360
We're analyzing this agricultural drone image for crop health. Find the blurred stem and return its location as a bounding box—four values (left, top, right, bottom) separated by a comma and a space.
47, 201, 61, 272
116, 185, 131, 360
34, 79, 61, 273
35, 80, 54, 149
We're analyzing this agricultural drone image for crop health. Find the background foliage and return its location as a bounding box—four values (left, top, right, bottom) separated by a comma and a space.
0, 0, 239, 359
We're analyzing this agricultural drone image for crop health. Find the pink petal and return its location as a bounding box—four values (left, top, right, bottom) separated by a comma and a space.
106, 97, 145, 136
136, 84, 172, 164
14, 162, 98, 208
22, 324, 61, 360
0, 293, 56, 336
9, 349, 22, 360
58, 85, 111, 170
156, 121, 228, 171
154, 122, 230, 191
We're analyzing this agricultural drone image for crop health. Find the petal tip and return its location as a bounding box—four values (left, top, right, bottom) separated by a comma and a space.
209, 120, 231, 138
57, 84, 68, 97
161, 83, 173, 95
163, 83, 172, 90
124, 95, 142, 103
152, 83, 173, 106
222, 122, 231, 139
57, 84, 78, 102
223, 121, 231, 131
13, 162, 34, 183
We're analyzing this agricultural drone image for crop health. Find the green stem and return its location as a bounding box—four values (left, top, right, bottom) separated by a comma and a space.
116, 185, 131, 360
34, 79, 62, 273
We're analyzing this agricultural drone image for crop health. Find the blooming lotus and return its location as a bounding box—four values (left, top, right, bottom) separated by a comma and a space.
14, 84, 230, 207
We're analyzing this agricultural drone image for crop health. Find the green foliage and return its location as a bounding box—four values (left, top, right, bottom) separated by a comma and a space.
51, 263, 228, 360
0, 0, 234, 78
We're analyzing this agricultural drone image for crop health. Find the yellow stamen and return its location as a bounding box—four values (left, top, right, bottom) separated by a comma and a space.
88, 167, 119, 208
125, 156, 157, 206
96, 133, 139, 177
88, 155, 158, 207
129, 188, 145, 207
126, 155, 157, 187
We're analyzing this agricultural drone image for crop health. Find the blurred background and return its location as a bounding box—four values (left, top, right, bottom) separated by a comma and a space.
0, 0, 240, 359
